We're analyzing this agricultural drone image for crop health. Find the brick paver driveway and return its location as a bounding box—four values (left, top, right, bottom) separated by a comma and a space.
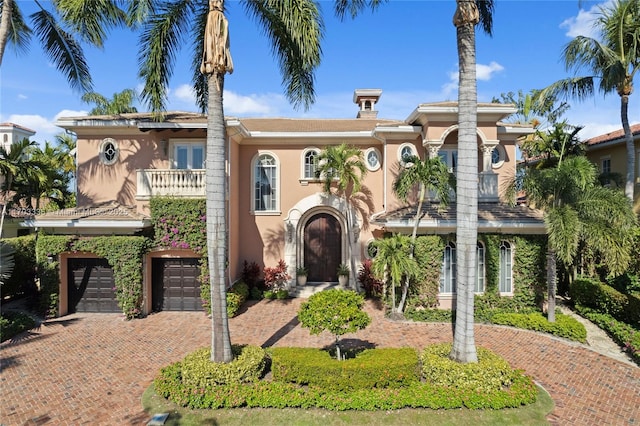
1, 299, 639, 425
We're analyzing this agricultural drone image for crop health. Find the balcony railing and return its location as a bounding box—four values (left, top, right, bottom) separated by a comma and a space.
136, 169, 205, 199
478, 171, 499, 202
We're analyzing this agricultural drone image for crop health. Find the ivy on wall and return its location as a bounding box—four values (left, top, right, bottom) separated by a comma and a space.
36, 235, 150, 319
149, 197, 211, 313
405, 233, 547, 312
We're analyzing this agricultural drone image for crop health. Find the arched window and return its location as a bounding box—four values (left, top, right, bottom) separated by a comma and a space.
253, 153, 278, 212
303, 149, 319, 179
476, 242, 485, 293
499, 241, 513, 293
440, 242, 456, 294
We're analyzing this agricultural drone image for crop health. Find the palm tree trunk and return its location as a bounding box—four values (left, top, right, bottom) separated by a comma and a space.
451, 0, 479, 364
0, 0, 13, 66
398, 182, 426, 313
547, 249, 557, 323
620, 94, 635, 201
206, 72, 233, 363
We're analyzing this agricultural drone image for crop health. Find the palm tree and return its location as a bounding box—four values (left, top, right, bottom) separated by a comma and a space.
370, 234, 420, 315
450, 0, 495, 364
0, 138, 46, 236
81, 89, 139, 115
538, 0, 640, 201
0, 0, 133, 92
317, 142, 368, 286
138, 1, 382, 363
392, 154, 454, 313
523, 155, 637, 322
521, 121, 585, 169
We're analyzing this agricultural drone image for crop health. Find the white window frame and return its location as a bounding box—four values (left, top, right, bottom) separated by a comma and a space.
476, 242, 485, 293
171, 140, 206, 170
440, 242, 456, 294
438, 149, 458, 173
364, 147, 381, 172
397, 143, 417, 165
491, 145, 506, 169
499, 240, 513, 294
251, 152, 280, 215
98, 138, 119, 165
301, 147, 320, 180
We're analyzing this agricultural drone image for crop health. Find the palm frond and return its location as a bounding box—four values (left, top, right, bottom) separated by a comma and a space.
30, 7, 92, 92
5, 0, 32, 55
54, 0, 128, 47
333, 0, 386, 20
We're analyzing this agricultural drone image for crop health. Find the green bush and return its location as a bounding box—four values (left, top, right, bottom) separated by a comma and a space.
270, 347, 419, 391
250, 287, 263, 300
180, 345, 267, 389
571, 277, 640, 327
230, 280, 249, 300
1, 235, 36, 300
422, 343, 519, 393
154, 343, 537, 410
226, 292, 243, 317
490, 312, 587, 343
0, 311, 36, 342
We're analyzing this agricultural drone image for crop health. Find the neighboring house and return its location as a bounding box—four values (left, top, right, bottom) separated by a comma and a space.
27, 89, 545, 314
0, 122, 36, 238
584, 123, 640, 212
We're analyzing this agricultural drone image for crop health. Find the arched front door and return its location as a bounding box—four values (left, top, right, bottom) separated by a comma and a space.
304, 213, 341, 282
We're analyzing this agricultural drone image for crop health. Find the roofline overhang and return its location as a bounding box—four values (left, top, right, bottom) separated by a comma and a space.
137, 122, 207, 130
405, 104, 518, 126
376, 219, 547, 235
587, 136, 640, 150
21, 219, 151, 229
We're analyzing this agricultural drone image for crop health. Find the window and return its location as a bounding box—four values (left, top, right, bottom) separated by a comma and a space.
440, 242, 484, 294
365, 239, 378, 259
398, 143, 417, 164
600, 157, 611, 185
365, 147, 381, 171
499, 241, 513, 293
440, 242, 456, 294
476, 242, 485, 293
438, 149, 458, 173
303, 149, 319, 179
491, 145, 506, 169
173, 143, 205, 169
253, 153, 278, 212
99, 138, 119, 165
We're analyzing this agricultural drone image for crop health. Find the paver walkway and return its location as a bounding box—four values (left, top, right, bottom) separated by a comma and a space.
1, 298, 639, 425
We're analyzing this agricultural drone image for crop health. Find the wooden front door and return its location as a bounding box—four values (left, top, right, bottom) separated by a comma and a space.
304, 213, 341, 282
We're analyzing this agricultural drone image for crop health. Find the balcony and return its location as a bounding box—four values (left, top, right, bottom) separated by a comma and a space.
136, 169, 205, 199
478, 171, 499, 202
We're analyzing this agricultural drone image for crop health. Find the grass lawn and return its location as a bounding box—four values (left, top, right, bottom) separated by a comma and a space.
142, 383, 554, 426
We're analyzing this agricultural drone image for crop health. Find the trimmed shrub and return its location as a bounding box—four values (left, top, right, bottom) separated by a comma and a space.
422, 344, 519, 393
1, 236, 36, 300
0, 311, 36, 342
180, 345, 267, 389
226, 292, 243, 318
270, 347, 419, 391
490, 312, 587, 343
571, 277, 640, 327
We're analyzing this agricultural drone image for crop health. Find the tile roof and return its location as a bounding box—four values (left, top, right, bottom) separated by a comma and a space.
586, 123, 640, 146
238, 117, 405, 132
374, 202, 545, 233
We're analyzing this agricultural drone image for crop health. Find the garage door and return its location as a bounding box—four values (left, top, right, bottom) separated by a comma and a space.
152, 258, 202, 311
68, 258, 119, 313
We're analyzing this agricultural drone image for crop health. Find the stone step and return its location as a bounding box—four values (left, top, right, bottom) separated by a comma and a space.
289, 282, 344, 298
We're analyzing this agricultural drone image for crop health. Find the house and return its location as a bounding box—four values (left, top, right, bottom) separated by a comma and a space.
26, 89, 545, 315
0, 122, 37, 238
584, 123, 640, 213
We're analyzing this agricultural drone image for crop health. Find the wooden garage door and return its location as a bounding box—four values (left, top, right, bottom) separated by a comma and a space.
68, 258, 119, 313
152, 258, 201, 311
304, 213, 341, 282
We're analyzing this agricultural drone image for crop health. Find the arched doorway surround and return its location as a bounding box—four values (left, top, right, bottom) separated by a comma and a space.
284, 193, 360, 287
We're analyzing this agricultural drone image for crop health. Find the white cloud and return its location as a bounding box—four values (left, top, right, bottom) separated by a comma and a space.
223, 91, 277, 115
17, 94, 27, 100
172, 84, 196, 104
559, 1, 613, 38
476, 62, 504, 81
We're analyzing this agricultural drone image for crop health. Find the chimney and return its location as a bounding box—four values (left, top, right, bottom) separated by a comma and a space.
353, 89, 382, 119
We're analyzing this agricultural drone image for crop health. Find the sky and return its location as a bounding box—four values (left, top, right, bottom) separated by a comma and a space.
1, 0, 639, 145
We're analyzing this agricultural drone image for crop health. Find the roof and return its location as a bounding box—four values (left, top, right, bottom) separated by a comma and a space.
0, 122, 36, 134
21, 202, 151, 230
586, 123, 640, 146
236, 117, 404, 133
374, 202, 546, 234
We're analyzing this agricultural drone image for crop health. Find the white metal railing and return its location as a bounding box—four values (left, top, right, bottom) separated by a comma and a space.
136, 169, 205, 198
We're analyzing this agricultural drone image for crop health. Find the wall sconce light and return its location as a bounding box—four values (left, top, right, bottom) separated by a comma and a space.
160, 139, 168, 156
